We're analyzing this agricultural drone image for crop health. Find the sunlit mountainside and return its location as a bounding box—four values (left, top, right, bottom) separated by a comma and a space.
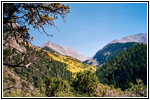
42, 48, 96, 77
41, 41, 88, 61
3, 3, 147, 98
3, 31, 147, 97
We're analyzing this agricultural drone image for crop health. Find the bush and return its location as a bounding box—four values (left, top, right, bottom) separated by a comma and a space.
95, 83, 123, 97
124, 79, 147, 97
45, 77, 74, 97
72, 71, 99, 96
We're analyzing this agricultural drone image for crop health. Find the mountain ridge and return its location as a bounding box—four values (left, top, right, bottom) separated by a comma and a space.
85, 33, 147, 66
41, 41, 87, 61
109, 33, 147, 44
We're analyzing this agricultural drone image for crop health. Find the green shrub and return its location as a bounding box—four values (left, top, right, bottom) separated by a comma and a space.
72, 71, 99, 96
124, 79, 147, 97
45, 77, 74, 97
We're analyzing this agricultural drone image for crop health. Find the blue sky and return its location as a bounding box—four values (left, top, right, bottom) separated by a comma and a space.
30, 3, 147, 57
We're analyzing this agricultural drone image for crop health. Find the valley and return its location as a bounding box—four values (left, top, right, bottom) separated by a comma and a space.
2, 3, 148, 98
3, 32, 147, 97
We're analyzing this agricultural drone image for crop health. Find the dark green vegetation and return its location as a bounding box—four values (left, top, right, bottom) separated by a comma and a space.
4, 62, 147, 97
3, 33, 147, 97
3, 3, 147, 97
96, 43, 147, 90
72, 71, 99, 96
44, 70, 125, 97
45, 76, 74, 97
3, 66, 46, 97
3, 3, 71, 96
92, 42, 137, 65
3, 46, 72, 88
3, 43, 147, 97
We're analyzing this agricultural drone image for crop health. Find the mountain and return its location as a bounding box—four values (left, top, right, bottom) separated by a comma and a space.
85, 33, 147, 65
3, 37, 96, 96
84, 58, 99, 66
3, 34, 147, 97
3, 21, 147, 97
109, 33, 147, 44
85, 42, 137, 65
3, 23, 97, 97
41, 41, 87, 62
96, 43, 147, 90
92, 42, 137, 65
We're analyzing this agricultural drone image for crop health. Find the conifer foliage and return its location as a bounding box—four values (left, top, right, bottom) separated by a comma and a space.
96, 43, 147, 90
3, 3, 70, 39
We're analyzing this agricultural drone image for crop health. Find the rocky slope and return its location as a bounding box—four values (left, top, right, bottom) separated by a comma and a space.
109, 33, 147, 44
41, 41, 87, 61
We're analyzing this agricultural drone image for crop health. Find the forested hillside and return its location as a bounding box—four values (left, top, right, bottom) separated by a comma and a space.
3, 38, 147, 97
96, 43, 147, 90
43, 47, 96, 77
3, 22, 148, 97
3, 3, 147, 97
85, 42, 137, 65
3, 35, 96, 96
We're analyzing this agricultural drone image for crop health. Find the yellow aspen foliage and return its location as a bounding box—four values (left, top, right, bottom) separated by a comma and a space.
42, 50, 96, 77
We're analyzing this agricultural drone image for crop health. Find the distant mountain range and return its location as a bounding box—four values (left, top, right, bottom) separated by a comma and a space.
85, 33, 147, 65
109, 33, 147, 44
41, 41, 87, 61
41, 33, 147, 65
